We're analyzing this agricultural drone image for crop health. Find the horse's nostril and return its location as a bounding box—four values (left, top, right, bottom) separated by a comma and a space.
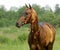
16, 23, 19, 26
16, 23, 20, 28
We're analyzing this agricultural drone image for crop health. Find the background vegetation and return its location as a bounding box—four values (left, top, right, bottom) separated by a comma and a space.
0, 4, 60, 50
0, 4, 60, 27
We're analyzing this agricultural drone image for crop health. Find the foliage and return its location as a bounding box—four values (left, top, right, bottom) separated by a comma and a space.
0, 4, 60, 27
54, 4, 60, 15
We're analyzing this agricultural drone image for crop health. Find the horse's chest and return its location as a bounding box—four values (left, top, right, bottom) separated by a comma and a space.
28, 32, 39, 44
28, 31, 47, 46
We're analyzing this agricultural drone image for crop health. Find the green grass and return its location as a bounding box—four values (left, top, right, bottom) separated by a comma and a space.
0, 26, 60, 50
53, 28, 60, 50
0, 42, 29, 50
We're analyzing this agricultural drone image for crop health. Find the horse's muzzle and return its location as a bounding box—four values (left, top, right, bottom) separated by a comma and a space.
16, 23, 20, 28
16, 22, 25, 28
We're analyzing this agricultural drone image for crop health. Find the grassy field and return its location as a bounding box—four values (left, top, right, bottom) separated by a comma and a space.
0, 26, 60, 50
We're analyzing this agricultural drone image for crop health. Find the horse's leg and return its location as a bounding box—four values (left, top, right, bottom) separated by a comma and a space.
29, 44, 36, 50
37, 46, 46, 50
46, 43, 53, 50
37, 44, 41, 50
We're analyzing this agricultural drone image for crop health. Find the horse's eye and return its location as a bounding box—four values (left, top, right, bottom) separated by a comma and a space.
25, 12, 28, 15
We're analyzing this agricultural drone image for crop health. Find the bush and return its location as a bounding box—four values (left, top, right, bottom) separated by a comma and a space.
18, 33, 28, 42
0, 36, 10, 43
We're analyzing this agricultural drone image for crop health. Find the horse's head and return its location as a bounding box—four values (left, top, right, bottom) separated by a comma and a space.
16, 4, 37, 28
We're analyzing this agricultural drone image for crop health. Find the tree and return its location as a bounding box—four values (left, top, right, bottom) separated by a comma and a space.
55, 4, 60, 15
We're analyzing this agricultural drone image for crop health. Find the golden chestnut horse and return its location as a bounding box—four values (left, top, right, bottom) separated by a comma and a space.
16, 4, 55, 50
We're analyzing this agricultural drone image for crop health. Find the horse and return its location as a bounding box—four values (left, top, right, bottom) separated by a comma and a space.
16, 4, 55, 50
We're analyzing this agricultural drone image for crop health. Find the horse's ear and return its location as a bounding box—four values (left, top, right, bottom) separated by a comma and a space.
25, 4, 28, 8
29, 4, 32, 9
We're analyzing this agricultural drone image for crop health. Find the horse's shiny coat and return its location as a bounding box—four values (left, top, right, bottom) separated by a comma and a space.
16, 4, 55, 50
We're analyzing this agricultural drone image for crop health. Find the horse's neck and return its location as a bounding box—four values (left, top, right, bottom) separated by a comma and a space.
30, 17, 39, 33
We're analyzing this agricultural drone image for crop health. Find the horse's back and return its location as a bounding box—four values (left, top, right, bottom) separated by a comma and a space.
39, 22, 55, 45
39, 22, 55, 32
